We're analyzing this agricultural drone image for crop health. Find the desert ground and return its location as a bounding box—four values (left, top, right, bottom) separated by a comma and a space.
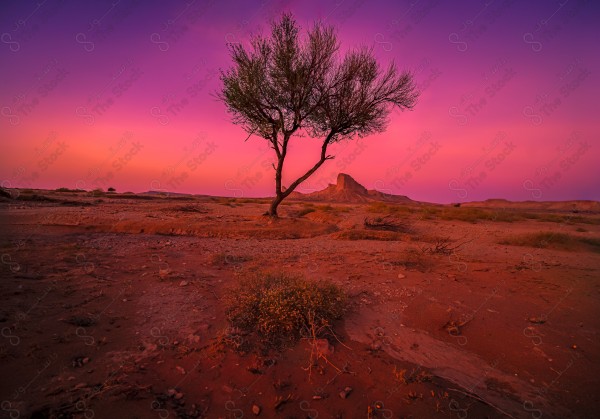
1, 179, 599, 418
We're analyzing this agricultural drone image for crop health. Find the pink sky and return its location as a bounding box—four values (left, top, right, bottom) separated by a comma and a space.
1, 0, 598, 203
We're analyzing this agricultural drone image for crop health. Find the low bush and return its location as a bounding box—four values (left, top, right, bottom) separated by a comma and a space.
225, 273, 346, 346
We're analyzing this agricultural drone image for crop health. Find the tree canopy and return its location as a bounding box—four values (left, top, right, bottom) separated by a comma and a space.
219, 13, 418, 216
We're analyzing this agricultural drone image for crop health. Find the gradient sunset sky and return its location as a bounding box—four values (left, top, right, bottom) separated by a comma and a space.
1, 0, 598, 203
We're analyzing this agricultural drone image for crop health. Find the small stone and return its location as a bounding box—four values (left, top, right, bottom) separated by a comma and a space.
179, 281, 188, 287
168, 389, 177, 396
82, 357, 90, 365
572, 344, 578, 349
339, 387, 352, 399
528, 316, 546, 324
74, 383, 87, 390
174, 392, 184, 400
176, 366, 186, 375
312, 395, 322, 400
398, 273, 406, 279
252, 404, 261, 415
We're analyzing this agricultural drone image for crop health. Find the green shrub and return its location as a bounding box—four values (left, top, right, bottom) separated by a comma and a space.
225, 273, 346, 346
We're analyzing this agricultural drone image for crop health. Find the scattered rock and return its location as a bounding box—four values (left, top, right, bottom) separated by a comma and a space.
167, 389, 177, 396
252, 404, 261, 415
528, 316, 546, 324
72, 356, 90, 368
175, 365, 186, 375
397, 273, 406, 279
339, 387, 352, 399
247, 367, 263, 375
174, 392, 184, 400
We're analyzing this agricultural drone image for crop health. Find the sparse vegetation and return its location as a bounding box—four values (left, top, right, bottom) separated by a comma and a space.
296, 207, 316, 217
499, 232, 600, 253
55, 187, 85, 193
316, 204, 351, 214
420, 236, 472, 255
364, 216, 411, 233
211, 252, 251, 266
224, 273, 346, 347
336, 229, 405, 241
104, 193, 156, 200
366, 202, 413, 214
166, 204, 208, 213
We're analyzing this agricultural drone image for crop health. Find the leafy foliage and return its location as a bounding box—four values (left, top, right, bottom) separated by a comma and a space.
219, 13, 418, 215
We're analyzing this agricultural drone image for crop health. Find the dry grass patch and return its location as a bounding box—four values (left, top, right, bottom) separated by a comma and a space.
364, 216, 412, 233
211, 252, 251, 266
315, 204, 351, 214
224, 273, 346, 347
499, 232, 600, 253
336, 229, 406, 241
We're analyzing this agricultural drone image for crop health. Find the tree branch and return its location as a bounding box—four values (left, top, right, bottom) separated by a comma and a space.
280, 131, 336, 199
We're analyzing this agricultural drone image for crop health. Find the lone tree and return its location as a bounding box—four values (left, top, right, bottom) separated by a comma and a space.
219, 14, 418, 217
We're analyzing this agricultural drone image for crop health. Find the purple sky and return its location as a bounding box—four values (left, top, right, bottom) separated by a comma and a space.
1, 0, 599, 203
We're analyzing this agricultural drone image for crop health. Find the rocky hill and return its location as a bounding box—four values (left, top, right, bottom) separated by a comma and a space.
288, 173, 413, 203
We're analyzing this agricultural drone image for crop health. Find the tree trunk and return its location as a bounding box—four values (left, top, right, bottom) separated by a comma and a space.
265, 132, 334, 218
267, 193, 284, 217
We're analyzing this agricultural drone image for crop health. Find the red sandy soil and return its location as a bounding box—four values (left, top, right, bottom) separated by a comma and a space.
0, 185, 599, 418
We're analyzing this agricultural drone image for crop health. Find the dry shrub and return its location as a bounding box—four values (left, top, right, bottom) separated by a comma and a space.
364, 216, 412, 232
419, 236, 472, 255
224, 273, 346, 346
336, 229, 405, 241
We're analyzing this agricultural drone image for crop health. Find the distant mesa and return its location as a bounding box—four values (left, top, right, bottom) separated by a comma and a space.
288, 173, 413, 203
